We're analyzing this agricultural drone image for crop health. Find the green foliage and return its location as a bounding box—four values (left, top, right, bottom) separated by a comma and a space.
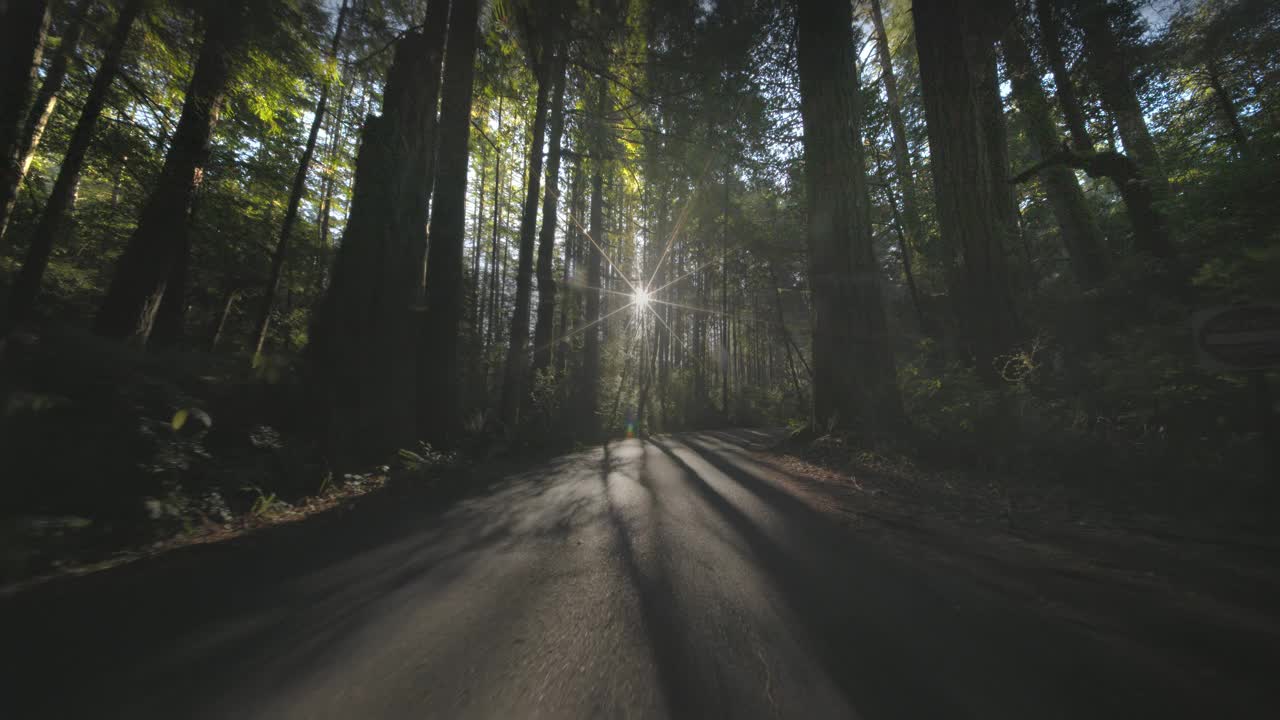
899, 342, 1002, 442
242, 485, 285, 518
397, 442, 457, 472
0, 329, 330, 581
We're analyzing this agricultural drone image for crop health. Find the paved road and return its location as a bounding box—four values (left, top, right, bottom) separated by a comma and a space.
3, 430, 1272, 718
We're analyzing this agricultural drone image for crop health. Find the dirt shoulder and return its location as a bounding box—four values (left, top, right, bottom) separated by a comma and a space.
0, 448, 542, 598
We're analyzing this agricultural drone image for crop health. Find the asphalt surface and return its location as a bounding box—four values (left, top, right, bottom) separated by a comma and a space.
3, 429, 1272, 718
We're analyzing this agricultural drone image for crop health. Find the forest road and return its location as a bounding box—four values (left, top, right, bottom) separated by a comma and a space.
2, 429, 1273, 719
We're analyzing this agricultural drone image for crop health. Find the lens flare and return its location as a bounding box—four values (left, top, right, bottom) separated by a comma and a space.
634, 288, 651, 309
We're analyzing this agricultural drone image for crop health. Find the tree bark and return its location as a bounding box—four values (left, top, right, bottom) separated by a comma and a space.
1036, 0, 1092, 150
419, 0, 479, 444
93, 0, 248, 342
250, 0, 352, 359
0, 0, 90, 242
1002, 17, 1108, 288
307, 21, 446, 467
150, 213, 193, 347
499, 55, 552, 428
913, 0, 1019, 380
6, 0, 142, 328
0, 0, 51, 253
530, 54, 568, 381
796, 0, 902, 430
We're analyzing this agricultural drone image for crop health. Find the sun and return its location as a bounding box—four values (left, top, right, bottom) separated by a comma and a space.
633, 288, 651, 309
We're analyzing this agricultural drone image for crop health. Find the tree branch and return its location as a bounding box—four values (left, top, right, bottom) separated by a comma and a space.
1010, 141, 1142, 185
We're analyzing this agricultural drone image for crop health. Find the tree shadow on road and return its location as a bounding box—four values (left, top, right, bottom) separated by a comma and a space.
650, 431, 1259, 720
596, 439, 725, 718
646, 434, 958, 719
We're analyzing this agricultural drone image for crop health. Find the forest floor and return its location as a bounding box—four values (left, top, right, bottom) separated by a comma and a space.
4, 429, 1278, 718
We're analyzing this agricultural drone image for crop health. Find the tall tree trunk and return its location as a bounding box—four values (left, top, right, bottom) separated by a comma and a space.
875, 162, 927, 330
869, 0, 927, 288
980, 52, 1021, 277
419, 0, 480, 444
315, 79, 347, 291
765, 203, 811, 410
150, 211, 193, 347
635, 313, 653, 435
1206, 59, 1248, 152
1076, 0, 1167, 198
650, 167, 670, 423
796, 0, 902, 430
485, 98, 503, 354
307, 23, 445, 467
483, 170, 499, 348
317, 74, 349, 258
0, 0, 51, 255
1036, 0, 1092, 150
530, 54, 568, 381
577, 80, 607, 438
1075, 3, 1174, 260
93, 0, 248, 342
317, 177, 334, 252
1, 0, 89, 242
207, 286, 239, 352
558, 154, 582, 377
251, 0, 353, 359
499, 56, 552, 428
720, 169, 729, 418
6, 0, 142, 328
913, 0, 1018, 380
693, 261, 707, 415
110, 150, 126, 208
471, 142, 486, 334
1003, 18, 1108, 288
